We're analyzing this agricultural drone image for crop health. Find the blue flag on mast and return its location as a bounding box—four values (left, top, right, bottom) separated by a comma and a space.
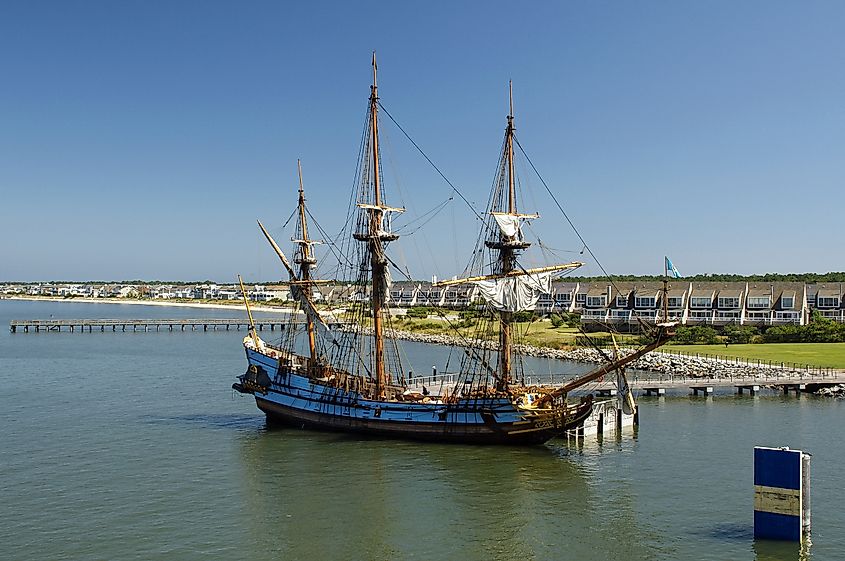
665, 257, 681, 279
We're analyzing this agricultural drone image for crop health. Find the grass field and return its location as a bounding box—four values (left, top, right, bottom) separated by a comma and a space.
371, 315, 845, 369
387, 317, 640, 349
663, 343, 845, 369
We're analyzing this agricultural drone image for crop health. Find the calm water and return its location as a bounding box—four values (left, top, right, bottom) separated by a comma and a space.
2, 299, 843, 561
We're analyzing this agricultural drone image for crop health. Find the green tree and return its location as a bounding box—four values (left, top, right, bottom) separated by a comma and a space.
672, 326, 720, 345
723, 325, 759, 344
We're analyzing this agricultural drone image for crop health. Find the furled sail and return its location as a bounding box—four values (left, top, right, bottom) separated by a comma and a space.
257, 220, 338, 347
289, 285, 334, 337
616, 369, 636, 416
472, 271, 553, 313
492, 212, 521, 238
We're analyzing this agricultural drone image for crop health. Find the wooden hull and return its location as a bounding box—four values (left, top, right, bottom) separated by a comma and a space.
237, 347, 593, 446
254, 394, 593, 446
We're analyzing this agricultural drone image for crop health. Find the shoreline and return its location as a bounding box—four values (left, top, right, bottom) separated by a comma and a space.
350, 325, 845, 381
8, 295, 843, 385
4, 295, 291, 314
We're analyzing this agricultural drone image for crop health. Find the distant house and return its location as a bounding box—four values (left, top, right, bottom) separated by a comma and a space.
579, 283, 613, 322
807, 283, 844, 322
602, 281, 690, 327
537, 281, 578, 314
631, 283, 661, 324
388, 282, 418, 307
713, 284, 744, 325
247, 285, 286, 302
149, 285, 176, 299
264, 284, 291, 301
217, 288, 239, 300
743, 282, 806, 326
116, 286, 139, 298
415, 283, 445, 307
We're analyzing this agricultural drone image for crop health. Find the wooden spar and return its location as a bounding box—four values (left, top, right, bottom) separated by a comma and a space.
296, 160, 317, 363
257, 220, 297, 277
550, 325, 675, 397
237, 274, 260, 347
357, 203, 405, 213
371, 53, 382, 206
433, 262, 584, 287
507, 80, 516, 216
369, 52, 387, 398
288, 279, 331, 285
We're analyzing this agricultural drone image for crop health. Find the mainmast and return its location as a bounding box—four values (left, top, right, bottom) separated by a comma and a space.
490, 81, 526, 390
294, 159, 318, 363
369, 52, 387, 398
506, 81, 516, 216
352, 52, 401, 398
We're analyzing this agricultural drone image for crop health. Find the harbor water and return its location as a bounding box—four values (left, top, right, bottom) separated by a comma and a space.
2, 299, 843, 561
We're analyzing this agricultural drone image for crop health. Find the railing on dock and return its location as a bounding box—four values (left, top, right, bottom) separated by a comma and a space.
655, 348, 839, 378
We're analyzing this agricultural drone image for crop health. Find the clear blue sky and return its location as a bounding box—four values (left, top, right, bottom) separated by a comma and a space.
2, 1, 843, 282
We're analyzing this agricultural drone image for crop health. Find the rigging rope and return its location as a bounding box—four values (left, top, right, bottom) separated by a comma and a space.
513, 134, 659, 340
377, 101, 486, 223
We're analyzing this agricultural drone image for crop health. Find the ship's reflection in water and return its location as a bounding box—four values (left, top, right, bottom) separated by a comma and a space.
236, 426, 658, 561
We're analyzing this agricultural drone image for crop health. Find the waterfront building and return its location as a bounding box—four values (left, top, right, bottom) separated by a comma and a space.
3, 279, 842, 325
576, 281, 818, 329
743, 282, 806, 326
807, 283, 845, 322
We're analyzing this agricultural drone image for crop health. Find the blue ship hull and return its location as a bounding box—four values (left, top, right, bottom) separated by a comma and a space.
235, 347, 593, 446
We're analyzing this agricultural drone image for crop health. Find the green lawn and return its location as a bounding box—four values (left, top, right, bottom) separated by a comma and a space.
378, 316, 845, 369
662, 343, 845, 369
386, 317, 640, 350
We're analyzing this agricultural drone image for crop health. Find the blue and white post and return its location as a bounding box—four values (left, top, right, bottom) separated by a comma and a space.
753, 446, 811, 541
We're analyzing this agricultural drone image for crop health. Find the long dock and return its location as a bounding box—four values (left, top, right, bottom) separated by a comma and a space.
8, 318, 327, 333
588, 371, 845, 396
411, 370, 845, 398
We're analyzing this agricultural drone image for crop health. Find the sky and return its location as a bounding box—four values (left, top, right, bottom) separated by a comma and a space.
1, 1, 844, 282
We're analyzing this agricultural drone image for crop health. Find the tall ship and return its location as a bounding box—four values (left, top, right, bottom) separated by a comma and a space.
233, 56, 674, 445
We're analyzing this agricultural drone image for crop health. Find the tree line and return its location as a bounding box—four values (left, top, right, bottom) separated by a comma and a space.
655, 314, 845, 345
568, 272, 845, 283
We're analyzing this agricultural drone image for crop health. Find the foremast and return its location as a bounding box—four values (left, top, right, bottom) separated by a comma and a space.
293, 159, 318, 363
256, 160, 334, 371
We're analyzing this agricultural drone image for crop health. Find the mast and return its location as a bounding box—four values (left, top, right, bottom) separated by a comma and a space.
294, 159, 318, 363
350, 54, 403, 398
498, 81, 518, 390
507, 81, 516, 215
368, 53, 388, 397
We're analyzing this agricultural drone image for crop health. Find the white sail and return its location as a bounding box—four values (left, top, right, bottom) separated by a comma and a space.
492, 213, 521, 238
472, 271, 553, 313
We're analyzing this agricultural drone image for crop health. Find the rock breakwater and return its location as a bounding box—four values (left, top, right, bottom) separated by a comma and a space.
343, 325, 820, 381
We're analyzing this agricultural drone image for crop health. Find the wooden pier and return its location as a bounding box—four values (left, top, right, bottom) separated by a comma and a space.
8, 318, 333, 333
411, 369, 845, 398
589, 372, 844, 396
